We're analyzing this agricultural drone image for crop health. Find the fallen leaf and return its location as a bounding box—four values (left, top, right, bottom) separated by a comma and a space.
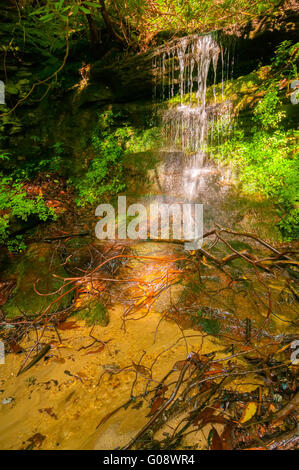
210, 428, 223, 450
173, 359, 188, 370
84, 345, 105, 355
147, 396, 164, 416
157, 385, 168, 396
53, 357, 65, 364
204, 369, 225, 376
194, 404, 227, 427
240, 402, 258, 424
132, 362, 151, 377
26, 433, 46, 449
221, 423, 235, 450
9, 340, 23, 354
269, 403, 277, 413
57, 321, 80, 331
39, 408, 58, 420
193, 406, 215, 426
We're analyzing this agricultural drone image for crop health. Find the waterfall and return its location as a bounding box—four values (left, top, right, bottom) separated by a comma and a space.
153, 33, 233, 201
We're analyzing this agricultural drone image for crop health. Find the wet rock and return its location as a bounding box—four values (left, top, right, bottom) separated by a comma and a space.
75, 299, 109, 326
59, 238, 97, 275
75, 82, 114, 107
3, 243, 73, 318
90, 52, 154, 102
1, 397, 14, 405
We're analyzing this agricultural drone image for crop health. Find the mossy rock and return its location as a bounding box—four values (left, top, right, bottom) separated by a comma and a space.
3, 243, 73, 318
75, 83, 114, 107
75, 300, 109, 326
228, 240, 254, 252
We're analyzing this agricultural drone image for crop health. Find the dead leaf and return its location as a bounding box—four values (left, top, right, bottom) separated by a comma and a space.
39, 408, 58, 420
211, 428, 223, 450
26, 433, 46, 449
132, 362, 151, 377
17, 344, 51, 376
269, 403, 277, 413
84, 345, 105, 355
53, 357, 65, 364
240, 402, 258, 424
57, 321, 80, 331
173, 360, 188, 370
221, 423, 235, 450
147, 396, 164, 416
9, 340, 23, 354
193, 406, 215, 426
157, 385, 168, 396
204, 369, 225, 376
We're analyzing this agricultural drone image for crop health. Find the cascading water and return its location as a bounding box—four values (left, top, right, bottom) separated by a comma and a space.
153, 33, 234, 209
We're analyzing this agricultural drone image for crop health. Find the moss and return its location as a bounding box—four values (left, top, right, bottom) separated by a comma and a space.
162, 67, 268, 121
205, 68, 267, 111
3, 243, 73, 318
164, 66, 268, 113
192, 310, 221, 336
75, 300, 109, 326
228, 240, 254, 252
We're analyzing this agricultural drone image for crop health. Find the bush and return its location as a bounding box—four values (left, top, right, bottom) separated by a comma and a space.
0, 171, 56, 251
209, 41, 299, 239
73, 110, 160, 207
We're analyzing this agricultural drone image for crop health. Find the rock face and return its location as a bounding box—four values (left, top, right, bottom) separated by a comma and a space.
87, 4, 299, 104
234, 6, 299, 77
74, 83, 114, 107
89, 51, 155, 102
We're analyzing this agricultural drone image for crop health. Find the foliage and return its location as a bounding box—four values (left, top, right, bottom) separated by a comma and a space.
253, 86, 286, 129
73, 110, 159, 206
1, 0, 283, 56
6, 142, 64, 182
72, 110, 126, 206
209, 41, 299, 239
0, 165, 56, 250
0, 0, 288, 126
38, 143, 64, 174
271, 40, 299, 79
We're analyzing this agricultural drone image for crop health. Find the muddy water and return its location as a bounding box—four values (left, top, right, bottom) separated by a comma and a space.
0, 241, 228, 450
0, 163, 297, 450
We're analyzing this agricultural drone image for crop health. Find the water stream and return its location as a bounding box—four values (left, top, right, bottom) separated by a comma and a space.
0, 34, 296, 451
151, 33, 235, 231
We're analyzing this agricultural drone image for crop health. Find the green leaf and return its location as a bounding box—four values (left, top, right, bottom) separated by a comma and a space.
79, 6, 91, 14
40, 13, 55, 22
83, 1, 102, 8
